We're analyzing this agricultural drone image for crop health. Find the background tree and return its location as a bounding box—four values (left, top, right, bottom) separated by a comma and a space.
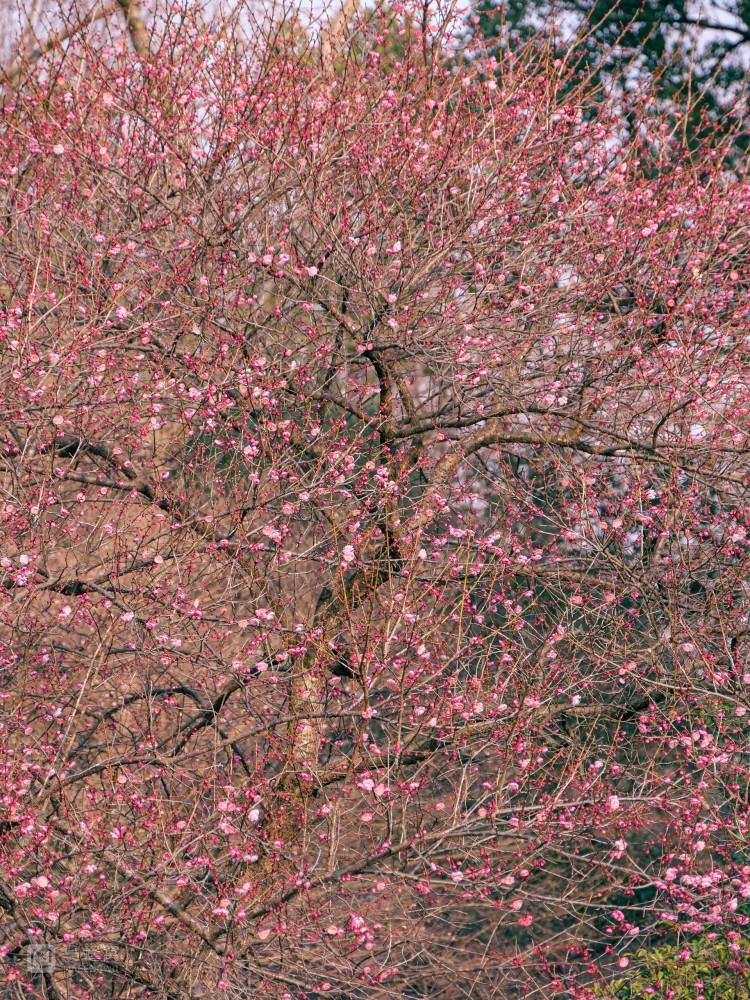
470, 0, 750, 150
1, 2, 750, 997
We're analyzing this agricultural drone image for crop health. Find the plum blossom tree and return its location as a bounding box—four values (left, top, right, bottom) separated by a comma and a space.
1, 3, 750, 997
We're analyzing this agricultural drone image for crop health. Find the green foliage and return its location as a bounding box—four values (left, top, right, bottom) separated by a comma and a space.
597, 933, 750, 999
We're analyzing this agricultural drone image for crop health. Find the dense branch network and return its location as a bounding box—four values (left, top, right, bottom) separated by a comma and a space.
1, 3, 750, 997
